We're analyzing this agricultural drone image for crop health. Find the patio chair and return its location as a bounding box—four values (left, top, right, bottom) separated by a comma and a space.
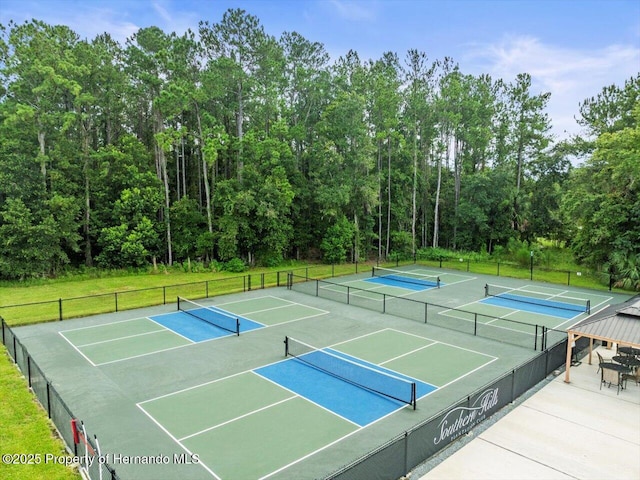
600, 365, 624, 394
596, 351, 607, 374
622, 369, 640, 387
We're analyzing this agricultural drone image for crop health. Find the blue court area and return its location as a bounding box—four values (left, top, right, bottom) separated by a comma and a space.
481, 294, 584, 319
366, 275, 440, 291
150, 310, 264, 342
255, 349, 436, 427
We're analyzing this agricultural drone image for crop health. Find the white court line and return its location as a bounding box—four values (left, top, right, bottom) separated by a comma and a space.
92, 342, 197, 367
59, 316, 153, 333
74, 328, 171, 348
58, 331, 97, 367
178, 395, 299, 442
136, 403, 220, 480
146, 316, 196, 343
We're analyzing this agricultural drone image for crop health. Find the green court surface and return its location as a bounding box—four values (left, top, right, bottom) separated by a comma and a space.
7, 267, 631, 479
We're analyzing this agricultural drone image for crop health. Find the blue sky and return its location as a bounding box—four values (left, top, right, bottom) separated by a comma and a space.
1, 0, 639, 140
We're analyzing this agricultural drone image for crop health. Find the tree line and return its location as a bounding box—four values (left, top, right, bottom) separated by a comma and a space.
0, 9, 638, 287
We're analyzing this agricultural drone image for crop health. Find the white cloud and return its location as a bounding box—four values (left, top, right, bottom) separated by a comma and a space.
465, 35, 640, 140
328, 0, 378, 22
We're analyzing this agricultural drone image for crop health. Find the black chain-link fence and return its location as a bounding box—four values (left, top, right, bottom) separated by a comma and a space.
2, 318, 119, 480
326, 340, 568, 480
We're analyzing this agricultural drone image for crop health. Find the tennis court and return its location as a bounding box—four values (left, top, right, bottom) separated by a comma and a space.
313, 266, 475, 303
59, 296, 328, 365
5, 267, 630, 479
441, 283, 612, 330
138, 328, 495, 480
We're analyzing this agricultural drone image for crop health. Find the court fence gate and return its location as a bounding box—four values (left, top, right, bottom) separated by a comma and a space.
1, 317, 119, 480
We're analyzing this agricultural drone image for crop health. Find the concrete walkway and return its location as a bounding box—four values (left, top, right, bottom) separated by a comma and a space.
413, 347, 640, 480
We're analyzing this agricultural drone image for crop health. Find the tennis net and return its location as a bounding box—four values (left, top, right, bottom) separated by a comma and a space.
372, 266, 440, 289
177, 297, 240, 335
484, 284, 590, 314
284, 336, 416, 409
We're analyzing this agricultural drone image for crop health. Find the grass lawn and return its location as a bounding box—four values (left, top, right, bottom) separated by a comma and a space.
0, 352, 80, 480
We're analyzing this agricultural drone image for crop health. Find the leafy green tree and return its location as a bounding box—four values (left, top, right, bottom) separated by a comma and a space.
95, 187, 163, 268
320, 216, 355, 264
562, 103, 640, 287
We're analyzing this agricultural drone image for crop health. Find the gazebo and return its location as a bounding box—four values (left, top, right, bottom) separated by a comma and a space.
564, 295, 640, 383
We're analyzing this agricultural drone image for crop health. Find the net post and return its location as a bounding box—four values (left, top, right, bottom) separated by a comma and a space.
437, 276, 441, 288
284, 336, 289, 357
235, 318, 240, 336
586, 300, 591, 314
412, 383, 416, 410
484, 284, 489, 297
177, 296, 181, 311
371, 266, 375, 277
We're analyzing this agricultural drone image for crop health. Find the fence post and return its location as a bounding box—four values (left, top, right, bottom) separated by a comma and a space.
206, 281, 209, 298
403, 431, 410, 477
567, 271, 571, 286
59, 298, 63, 321
46, 382, 52, 418
163, 286, 166, 305
27, 354, 32, 387
115, 292, 118, 312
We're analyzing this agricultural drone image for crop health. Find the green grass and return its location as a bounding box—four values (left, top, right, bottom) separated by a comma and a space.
0, 263, 369, 326
0, 352, 81, 480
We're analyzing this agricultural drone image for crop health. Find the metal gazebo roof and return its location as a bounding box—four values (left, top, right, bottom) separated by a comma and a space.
564, 295, 640, 383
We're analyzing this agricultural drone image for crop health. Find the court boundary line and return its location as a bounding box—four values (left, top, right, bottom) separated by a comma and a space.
135, 327, 498, 480
493, 283, 614, 312
58, 316, 156, 333
439, 306, 545, 338
319, 277, 431, 299
136, 402, 220, 480
146, 315, 202, 343
91, 341, 196, 367
137, 368, 364, 480
401, 267, 477, 287
58, 298, 330, 366
445, 293, 581, 329
251, 369, 363, 428
58, 332, 98, 367
177, 395, 299, 442
74, 328, 174, 348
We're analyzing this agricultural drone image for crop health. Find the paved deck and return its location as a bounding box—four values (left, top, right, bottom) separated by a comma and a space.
413, 347, 640, 480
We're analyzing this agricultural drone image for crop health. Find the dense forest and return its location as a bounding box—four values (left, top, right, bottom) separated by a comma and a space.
0, 9, 638, 286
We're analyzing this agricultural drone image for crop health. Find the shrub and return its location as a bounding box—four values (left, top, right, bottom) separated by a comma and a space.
222, 258, 247, 273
